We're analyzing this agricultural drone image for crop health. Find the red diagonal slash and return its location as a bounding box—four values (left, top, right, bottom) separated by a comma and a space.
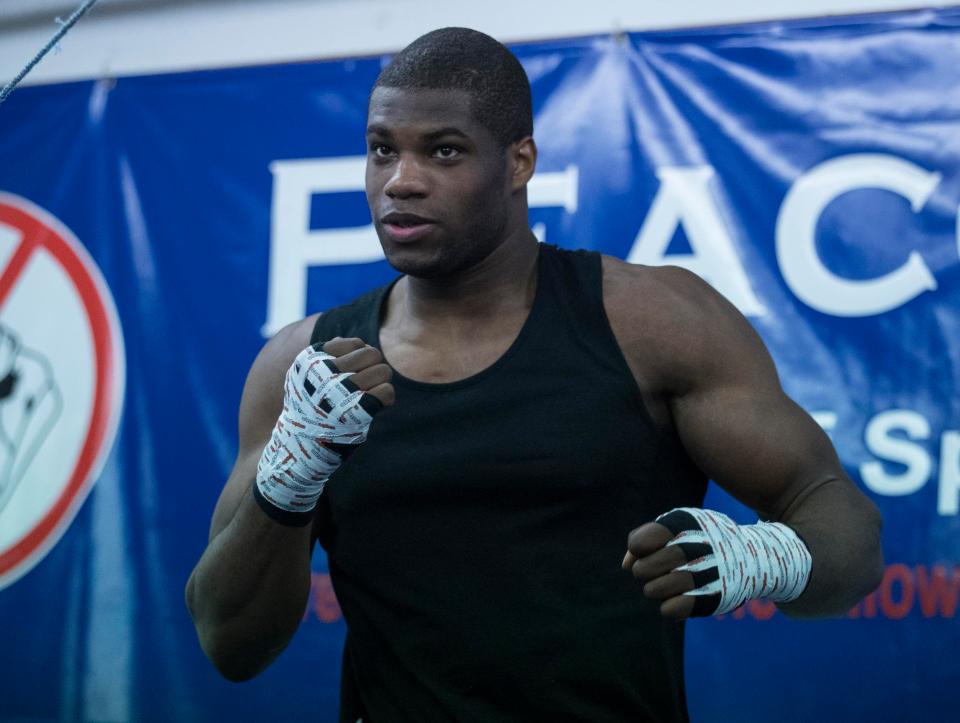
0, 232, 40, 307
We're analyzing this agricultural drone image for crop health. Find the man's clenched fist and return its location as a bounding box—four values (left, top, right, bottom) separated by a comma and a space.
320, 337, 395, 409
252, 338, 394, 525
623, 521, 704, 620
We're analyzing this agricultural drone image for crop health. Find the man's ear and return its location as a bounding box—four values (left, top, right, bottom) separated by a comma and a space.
509, 136, 537, 191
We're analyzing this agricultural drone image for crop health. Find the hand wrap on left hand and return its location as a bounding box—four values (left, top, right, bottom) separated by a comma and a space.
253, 344, 381, 526
656, 507, 812, 617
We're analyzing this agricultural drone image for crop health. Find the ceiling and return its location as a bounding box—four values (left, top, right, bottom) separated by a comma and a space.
0, 0, 948, 86
0, 0, 296, 29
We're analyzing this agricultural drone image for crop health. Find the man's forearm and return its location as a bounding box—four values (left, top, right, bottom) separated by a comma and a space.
185, 485, 313, 681
777, 476, 884, 618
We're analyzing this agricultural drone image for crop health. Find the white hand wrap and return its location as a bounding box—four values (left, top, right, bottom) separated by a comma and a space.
657, 507, 812, 616
253, 345, 379, 525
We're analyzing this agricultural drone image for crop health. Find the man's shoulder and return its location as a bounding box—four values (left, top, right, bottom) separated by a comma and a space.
600, 254, 720, 330
599, 254, 753, 394
256, 314, 321, 379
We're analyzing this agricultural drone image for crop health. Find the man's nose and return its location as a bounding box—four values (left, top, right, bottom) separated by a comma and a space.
384, 157, 428, 199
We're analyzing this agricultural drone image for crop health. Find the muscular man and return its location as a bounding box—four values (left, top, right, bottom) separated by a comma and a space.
186, 27, 883, 722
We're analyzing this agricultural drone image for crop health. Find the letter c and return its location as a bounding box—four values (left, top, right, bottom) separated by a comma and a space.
776, 154, 940, 316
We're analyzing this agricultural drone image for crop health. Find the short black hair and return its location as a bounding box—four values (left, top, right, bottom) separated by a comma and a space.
373, 27, 533, 147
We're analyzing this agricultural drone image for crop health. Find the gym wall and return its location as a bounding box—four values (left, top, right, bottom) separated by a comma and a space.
0, 2, 957, 722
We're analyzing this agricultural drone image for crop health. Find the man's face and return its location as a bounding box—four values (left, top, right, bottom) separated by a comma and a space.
365, 86, 512, 278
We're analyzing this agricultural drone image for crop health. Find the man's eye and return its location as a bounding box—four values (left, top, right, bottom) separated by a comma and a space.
434, 145, 461, 159
370, 144, 393, 158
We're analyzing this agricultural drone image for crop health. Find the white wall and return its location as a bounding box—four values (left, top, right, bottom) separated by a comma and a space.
0, 0, 951, 87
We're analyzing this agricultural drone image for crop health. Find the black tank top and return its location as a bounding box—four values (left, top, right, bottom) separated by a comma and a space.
311, 244, 707, 722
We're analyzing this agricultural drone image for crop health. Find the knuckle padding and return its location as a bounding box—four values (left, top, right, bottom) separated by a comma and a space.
658, 509, 722, 618
675, 544, 713, 562
657, 509, 701, 536
677, 542, 713, 561
691, 566, 720, 589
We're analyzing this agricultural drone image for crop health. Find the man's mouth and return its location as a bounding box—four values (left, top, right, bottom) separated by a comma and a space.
381, 212, 436, 242
381, 212, 434, 227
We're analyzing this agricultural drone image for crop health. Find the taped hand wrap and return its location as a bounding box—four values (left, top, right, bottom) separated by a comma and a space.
656, 507, 812, 616
253, 344, 381, 526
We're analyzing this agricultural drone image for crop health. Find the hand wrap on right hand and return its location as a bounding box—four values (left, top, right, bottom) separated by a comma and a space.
656, 507, 812, 617
253, 344, 382, 526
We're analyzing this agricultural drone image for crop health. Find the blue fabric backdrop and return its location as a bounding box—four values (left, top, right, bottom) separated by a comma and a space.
1, 7, 957, 721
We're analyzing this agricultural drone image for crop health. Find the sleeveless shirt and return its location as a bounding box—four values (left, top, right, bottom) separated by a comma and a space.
311, 244, 707, 722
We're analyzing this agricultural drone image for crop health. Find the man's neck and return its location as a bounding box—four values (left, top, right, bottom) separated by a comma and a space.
398, 230, 540, 327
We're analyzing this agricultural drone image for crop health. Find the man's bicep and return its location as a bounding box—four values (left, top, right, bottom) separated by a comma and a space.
661, 277, 844, 519
672, 381, 845, 520
608, 262, 845, 518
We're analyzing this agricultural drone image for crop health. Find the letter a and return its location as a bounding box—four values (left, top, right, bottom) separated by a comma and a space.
626, 167, 766, 316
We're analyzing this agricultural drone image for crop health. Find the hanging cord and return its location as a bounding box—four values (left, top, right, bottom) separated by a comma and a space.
0, 0, 102, 107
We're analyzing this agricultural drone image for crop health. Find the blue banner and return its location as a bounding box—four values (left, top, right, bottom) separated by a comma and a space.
1, 7, 958, 721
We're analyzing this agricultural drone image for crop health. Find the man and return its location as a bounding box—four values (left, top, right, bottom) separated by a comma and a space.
186, 27, 883, 722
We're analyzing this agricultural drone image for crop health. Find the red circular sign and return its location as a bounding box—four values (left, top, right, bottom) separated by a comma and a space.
0, 193, 125, 589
